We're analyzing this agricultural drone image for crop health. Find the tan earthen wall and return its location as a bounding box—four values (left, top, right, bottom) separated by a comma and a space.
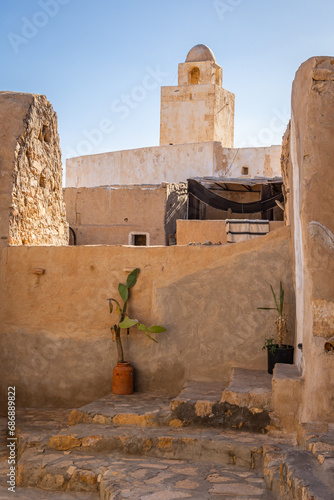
0, 92, 68, 246
289, 57, 334, 423
64, 184, 187, 246
176, 220, 284, 245
0, 227, 293, 412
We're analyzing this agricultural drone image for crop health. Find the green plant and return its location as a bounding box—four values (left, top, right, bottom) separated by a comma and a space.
258, 281, 288, 351
108, 268, 166, 363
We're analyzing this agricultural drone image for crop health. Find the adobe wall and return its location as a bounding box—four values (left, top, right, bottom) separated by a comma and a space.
289, 57, 334, 423
64, 183, 187, 246
65, 142, 282, 188
0, 227, 293, 412
176, 220, 284, 245
0, 92, 68, 246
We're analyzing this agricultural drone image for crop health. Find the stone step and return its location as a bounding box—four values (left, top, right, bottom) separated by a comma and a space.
17, 448, 275, 499
68, 393, 173, 428
172, 377, 271, 432
68, 381, 272, 433
279, 449, 334, 500
0, 486, 99, 500
262, 439, 334, 500
47, 423, 290, 469
221, 368, 272, 412
298, 422, 334, 465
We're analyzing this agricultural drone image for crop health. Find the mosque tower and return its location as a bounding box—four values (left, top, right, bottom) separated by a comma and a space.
160, 44, 235, 147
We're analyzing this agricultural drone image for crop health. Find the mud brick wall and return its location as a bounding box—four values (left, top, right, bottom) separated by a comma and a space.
0, 92, 68, 246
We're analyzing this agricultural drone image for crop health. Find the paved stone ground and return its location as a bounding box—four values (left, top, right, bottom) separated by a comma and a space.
100, 456, 275, 499
0, 486, 99, 500
0, 407, 277, 499
0, 392, 332, 499
15, 449, 276, 499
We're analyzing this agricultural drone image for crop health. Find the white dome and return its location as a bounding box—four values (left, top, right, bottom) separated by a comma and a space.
185, 44, 216, 63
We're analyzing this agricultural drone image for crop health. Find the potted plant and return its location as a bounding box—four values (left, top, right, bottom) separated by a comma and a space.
108, 268, 166, 394
258, 281, 294, 374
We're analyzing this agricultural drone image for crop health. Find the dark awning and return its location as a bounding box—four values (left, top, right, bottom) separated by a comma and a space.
188, 178, 284, 214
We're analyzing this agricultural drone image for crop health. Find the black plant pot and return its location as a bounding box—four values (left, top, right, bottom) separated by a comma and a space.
267, 344, 294, 374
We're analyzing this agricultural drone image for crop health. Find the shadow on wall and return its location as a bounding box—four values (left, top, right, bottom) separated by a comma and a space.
0, 228, 293, 413
155, 238, 295, 387
164, 184, 187, 245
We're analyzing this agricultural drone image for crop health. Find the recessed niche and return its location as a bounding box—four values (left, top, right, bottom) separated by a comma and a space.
39, 174, 46, 188
39, 125, 50, 143
189, 67, 200, 85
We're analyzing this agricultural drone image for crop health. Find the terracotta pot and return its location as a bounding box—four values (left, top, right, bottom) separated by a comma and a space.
112, 362, 134, 395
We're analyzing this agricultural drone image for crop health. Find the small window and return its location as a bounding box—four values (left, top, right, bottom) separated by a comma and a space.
134, 234, 146, 246
129, 232, 150, 246
242, 167, 249, 176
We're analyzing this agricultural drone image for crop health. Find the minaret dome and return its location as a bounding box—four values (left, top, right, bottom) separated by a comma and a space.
185, 44, 216, 63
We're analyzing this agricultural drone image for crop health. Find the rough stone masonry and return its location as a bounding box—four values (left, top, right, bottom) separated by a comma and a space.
0, 92, 68, 246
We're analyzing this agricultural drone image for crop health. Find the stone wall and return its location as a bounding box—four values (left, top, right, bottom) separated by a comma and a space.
160, 84, 235, 147
281, 121, 291, 226
0, 92, 68, 246
64, 183, 187, 246
0, 227, 293, 412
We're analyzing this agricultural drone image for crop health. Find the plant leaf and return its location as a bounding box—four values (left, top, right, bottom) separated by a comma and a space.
257, 307, 276, 310
126, 268, 140, 289
137, 323, 147, 332
144, 331, 158, 343
270, 284, 279, 313
118, 283, 129, 302
147, 325, 166, 333
119, 317, 138, 329
279, 281, 284, 316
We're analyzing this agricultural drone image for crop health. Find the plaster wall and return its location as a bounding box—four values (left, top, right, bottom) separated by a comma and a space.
160, 84, 234, 147
213, 143, 282, 179
0, 92, 68, 246
289, 57, 334, 423
176, 220, 284, 246
64, 183, 187, 246
65, 143, 282, 188
0, 227, 293, 412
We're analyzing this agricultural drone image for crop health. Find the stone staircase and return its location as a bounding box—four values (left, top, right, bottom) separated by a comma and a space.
0, 369, 333, 499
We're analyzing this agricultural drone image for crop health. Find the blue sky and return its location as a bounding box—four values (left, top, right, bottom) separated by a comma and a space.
1, 0, 334, 173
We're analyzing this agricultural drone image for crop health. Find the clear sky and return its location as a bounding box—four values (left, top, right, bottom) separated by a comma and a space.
1, 0, 334, 176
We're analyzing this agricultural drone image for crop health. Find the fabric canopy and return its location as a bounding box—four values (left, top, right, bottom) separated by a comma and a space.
188, 179, 284, 214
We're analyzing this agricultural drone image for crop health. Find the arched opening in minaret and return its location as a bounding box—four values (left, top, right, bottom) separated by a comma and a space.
189, 67, 200, 84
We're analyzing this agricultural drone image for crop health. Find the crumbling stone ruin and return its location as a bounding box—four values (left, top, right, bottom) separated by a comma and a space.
0, 92, 68, 246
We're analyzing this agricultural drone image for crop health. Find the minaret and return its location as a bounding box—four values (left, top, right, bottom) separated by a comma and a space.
160, 44, 235, 146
